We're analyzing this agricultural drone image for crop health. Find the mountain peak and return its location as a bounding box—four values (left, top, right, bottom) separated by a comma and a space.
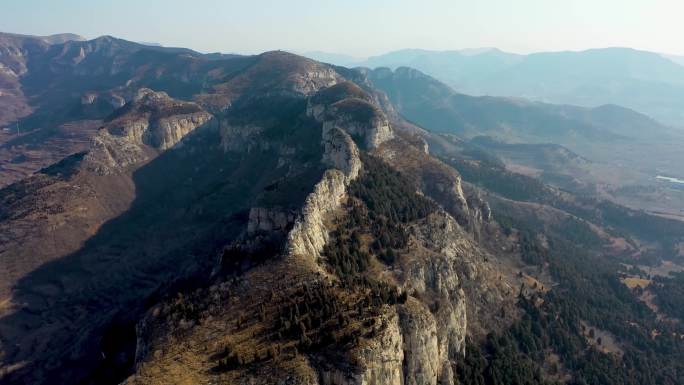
40, 33, 85, 44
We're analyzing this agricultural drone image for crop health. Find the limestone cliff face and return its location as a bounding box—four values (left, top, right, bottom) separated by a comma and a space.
321, 125, 361, 182
85, 130, 151, 173
285, 83, 383, 263
383, 211, 475, 385
149, 112, 211, 150
314, 206, 497, 385
307, 82, 394, 150
121, 89, 213, 150
286, 168, 353, 262
84, 88, 213, 174
463, 185, 492, 240
326, 99, 394, 149
301, 185, 473, 385
315, 295, 464, 385
410, 209, 513, 339
292, 66, 341, 95
353, 313, 405, 385
319, 311, 404, 385
399, 300, 440, 385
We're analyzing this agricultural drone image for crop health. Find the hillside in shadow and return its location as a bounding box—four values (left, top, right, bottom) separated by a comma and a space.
0, 113, 325, 384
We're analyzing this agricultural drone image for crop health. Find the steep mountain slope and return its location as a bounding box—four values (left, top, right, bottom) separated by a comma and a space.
0, 32, 252, 187
0, 33, 47, 127
436, 149, 684, 385
1, 34, 684, 385
364, 66, 672, 143
0, 48, 513, 385
119, 75, 552, 385
360, 48, 523, 90
0, 89, 223, 383
354, 47, 684, 127
476, 48, 684, 126
365, 66, 684, 218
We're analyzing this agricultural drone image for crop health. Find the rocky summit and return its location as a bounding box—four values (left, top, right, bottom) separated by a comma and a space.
1, 32, 684, 385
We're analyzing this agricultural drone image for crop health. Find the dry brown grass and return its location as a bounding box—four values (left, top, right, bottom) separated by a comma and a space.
522, 274, 550, 293
581, 321, 623, 355
621, 277, 651, 289
0, 120, 100, 187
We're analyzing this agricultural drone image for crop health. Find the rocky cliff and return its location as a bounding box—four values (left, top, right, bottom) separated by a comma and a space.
1, 49, 513, 385
84, 88, 213, 174
307, 81, 394, 150
119, 70, 514, 385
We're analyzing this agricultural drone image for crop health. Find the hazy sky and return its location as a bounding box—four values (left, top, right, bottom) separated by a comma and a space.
3, 0, 683, 57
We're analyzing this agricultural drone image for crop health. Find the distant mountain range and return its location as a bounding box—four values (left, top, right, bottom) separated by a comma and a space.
0, 32, 85, 45
363, 66, 671, 144
363, 65, 684, 218
306, 47, 684, 127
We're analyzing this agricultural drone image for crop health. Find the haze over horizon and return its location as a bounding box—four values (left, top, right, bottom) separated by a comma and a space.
3, 0, 684, 57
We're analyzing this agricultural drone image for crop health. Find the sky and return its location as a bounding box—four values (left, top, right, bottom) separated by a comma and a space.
2, 0, 684, 57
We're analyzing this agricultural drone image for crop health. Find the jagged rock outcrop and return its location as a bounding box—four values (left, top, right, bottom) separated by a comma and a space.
292, 127, 476, 385
463, 185, 492, 239
286, 169, 351, 262
118, 88, 213, 150
85, 129, 152, 173
326, 99, 394, 149
320, 310, 404, 385
321, 126, 362, 181
85, 88, 213, 173
307, 82, 394, 149
151, 112, 211, 149
399, 300, 440, 385
286, 82, 391, 263
306, 82, 373, 119
380, 211, 475, 385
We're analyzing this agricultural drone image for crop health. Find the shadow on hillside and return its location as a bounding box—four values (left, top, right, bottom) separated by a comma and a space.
0, 121, 266, 384
0, 90, 330, 384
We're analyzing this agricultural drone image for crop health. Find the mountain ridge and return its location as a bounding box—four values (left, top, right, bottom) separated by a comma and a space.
0, 46, 507, 384
2, 32, 684, 385
310, 46, 684, 126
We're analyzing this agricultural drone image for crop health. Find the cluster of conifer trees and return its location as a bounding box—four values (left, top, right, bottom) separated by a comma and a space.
324, 154, 436, 279
457, 209, 684, 385
212, 279, 407, 372
652, 272, 684, 321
